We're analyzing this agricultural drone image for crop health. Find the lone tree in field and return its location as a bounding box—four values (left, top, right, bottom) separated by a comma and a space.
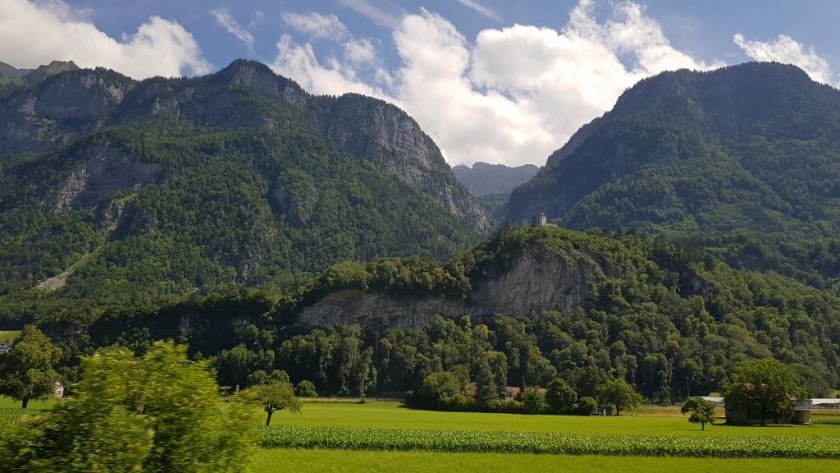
0, 325, 61, 408
0, 341, 254, 472
681, 397, 716, 430
245, 377, 302, 426
597, 379, 643, 416
724, 358, 805, 426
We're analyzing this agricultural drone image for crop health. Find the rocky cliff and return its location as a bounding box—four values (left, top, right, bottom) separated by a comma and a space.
292, 226, 690, 330
0, 59, 488, 231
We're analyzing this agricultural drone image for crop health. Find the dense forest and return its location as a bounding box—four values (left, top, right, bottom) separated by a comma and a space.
25, 226, 838, 405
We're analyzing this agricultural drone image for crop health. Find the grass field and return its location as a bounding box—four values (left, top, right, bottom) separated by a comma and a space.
268, 401, 840, 438
0, 330, 20, 344
3, 398, 839, 471
248, 449, 840, 473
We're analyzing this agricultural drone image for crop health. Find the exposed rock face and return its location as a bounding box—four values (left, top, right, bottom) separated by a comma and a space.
298, 290, 468, 330
50, 147, 163, 213
315, 93, 489, 231
0, 67, 133, 153
297, 245, 616, 329
0, 59, 487, 230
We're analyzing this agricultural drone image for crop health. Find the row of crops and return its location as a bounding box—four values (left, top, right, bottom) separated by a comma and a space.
259, 425, 840, 459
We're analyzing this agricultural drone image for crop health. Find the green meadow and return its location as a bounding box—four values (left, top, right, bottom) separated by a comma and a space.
265, 401, 840, 438
249, 449, 840, 473
3, 399, 840, 471
249, 402, 840, 471
0, 330, 20, 344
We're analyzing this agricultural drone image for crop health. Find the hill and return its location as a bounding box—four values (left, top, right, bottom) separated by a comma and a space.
0, 60, 489, 316
84, 226, 840, 398
506, 62, 840, 287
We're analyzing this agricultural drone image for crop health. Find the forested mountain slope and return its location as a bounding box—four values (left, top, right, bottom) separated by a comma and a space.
506, 62, 840, 287
0, 60, 488, 316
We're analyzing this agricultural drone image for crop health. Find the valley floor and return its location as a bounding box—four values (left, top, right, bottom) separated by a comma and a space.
250, 401, 840, 472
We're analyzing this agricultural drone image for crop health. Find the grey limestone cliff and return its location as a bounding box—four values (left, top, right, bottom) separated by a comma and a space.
297, 243, 617, 330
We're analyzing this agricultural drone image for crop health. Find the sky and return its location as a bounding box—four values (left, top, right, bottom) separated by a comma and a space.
2, 1, 840, 167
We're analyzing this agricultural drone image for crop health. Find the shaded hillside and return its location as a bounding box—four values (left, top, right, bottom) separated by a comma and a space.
83, 226, 840, 399
453, 162, 540, 197
0, 60, 488, 312
506, 62, 840, 286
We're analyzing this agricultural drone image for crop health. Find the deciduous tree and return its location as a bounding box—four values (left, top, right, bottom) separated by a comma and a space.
597, 379, 643, 416
0, 325, 61, 408
0, 341, 254, 472
681, 397, 716, 430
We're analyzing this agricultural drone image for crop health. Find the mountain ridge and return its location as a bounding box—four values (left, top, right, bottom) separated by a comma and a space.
0, 59, 488, 312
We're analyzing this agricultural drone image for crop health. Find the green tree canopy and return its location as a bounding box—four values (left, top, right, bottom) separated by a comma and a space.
0, 325, 61, 408
724, 358, 805, 426
243, 379, 302, 426
598, 379, 643, 416
681, 397, 716, 430
0, 341, 254, 472
546, 378, 578, 413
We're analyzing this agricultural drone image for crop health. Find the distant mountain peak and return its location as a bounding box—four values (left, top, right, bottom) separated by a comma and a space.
453, 162, 540, 197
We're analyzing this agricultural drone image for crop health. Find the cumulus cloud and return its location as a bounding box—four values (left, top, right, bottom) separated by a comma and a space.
734, 33, 837, 86
274, 0, 718, 166
212, 8, 255, 50
456, 0, 502, 21
270, 35, 386, 97
0, 0, 209, 79
282, 12, 349, 40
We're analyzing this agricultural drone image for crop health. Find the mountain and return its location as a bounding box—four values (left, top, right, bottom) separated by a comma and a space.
506, 62, 840, 286
0, 61, 27, 78
0, 59, 489, 314
452, 162, 540, 197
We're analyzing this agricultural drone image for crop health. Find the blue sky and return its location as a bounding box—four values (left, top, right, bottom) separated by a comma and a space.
3, 0, 839, 166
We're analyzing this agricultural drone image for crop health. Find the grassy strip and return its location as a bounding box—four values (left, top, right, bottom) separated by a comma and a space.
249, 448, 840, 473
259, 425, 840, 459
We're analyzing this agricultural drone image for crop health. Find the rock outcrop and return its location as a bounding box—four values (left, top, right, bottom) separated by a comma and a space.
296, 236, 621, 329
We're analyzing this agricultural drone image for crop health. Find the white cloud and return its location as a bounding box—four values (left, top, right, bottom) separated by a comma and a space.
212, 8, 254, 51
271, 0, 718, 166
337, 0, 402, 29
456, 0, 502, 21
344, 39, 377, 64
734, 33, 837, 86
270, 35, 386, 97
0, 0, 209, 79
281, 12, 349, 40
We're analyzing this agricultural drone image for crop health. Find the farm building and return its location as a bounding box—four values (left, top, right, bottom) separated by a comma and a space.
724, 406, 811, 425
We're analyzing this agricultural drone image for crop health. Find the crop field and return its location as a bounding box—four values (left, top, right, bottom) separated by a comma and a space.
250, 402, 840, 471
